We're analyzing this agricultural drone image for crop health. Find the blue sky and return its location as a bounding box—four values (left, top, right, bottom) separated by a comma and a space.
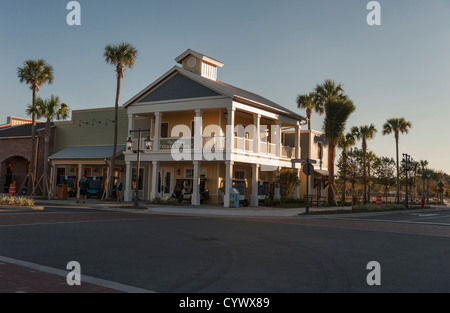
0, 0, 449, 173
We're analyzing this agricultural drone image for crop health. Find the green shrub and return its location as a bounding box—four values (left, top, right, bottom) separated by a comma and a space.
151, 197, 162, 204
264, 198, 305, 207
0, 196, 35, 207
151, 197, 179, 205
263, 198, 278, 207
162, 198, 179, 205
353, 203, 405, 212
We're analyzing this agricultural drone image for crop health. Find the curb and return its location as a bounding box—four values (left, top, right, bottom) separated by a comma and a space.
0, 205, 44, 211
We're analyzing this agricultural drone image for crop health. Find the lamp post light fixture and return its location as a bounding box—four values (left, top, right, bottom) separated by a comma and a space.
401, 153, 412, 210
127, 129, 152, 208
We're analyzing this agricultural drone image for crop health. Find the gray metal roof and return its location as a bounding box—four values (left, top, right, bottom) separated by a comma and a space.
177, 67, 306, 120
49, 145, 126, 160
124, 66, 306, 121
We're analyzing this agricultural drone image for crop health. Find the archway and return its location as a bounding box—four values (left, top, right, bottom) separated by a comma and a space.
1, 156, 29, 193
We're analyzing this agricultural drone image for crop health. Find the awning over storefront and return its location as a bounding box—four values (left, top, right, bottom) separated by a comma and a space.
49, 145, 126, 161
314, 169, 330, 177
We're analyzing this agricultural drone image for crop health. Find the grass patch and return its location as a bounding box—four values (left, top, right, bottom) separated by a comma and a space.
299, 203, 431, 215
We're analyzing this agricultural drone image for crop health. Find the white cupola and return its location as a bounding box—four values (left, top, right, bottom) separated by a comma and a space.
175, 49, 224, 81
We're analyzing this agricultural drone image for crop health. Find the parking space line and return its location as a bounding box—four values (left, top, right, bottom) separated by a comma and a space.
0, 255, 156, 293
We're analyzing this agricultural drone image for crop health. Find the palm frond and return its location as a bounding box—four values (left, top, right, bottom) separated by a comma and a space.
323, 99, 355, 146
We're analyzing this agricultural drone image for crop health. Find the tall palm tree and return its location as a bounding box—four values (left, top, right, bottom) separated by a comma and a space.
365, 151, 377, 203
382, 118, 412, 203
337, 132, 355, 204
314, 79, 352, 204
313, 79, 348, 106
297, 92, 323, 130
28, 95, 69, 197
351, 124, 377, 204
104, 42, 138, 197
17, 59, 54, 193
323, 99, 355, 204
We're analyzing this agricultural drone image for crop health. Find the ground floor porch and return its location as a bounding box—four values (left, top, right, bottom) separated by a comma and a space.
122, 160, 329, 207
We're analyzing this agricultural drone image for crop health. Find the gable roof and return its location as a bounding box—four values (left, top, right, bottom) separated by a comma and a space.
124, 66, 306, 120
138, 73, 220, 103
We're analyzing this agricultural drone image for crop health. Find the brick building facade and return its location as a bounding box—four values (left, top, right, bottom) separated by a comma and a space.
0, 123, 55, 194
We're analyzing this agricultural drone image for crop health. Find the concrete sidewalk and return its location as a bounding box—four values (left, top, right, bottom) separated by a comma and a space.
31, 197, 352, 217
13, 195, 449, 218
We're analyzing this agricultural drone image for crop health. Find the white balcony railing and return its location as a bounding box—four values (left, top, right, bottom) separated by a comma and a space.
136, 135, 295, 159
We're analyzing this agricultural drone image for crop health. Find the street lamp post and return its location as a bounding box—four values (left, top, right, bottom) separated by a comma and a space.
401, 153, 412, 210
127, 129, 152, 208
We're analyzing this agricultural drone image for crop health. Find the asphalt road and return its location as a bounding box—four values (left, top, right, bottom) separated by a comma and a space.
0, 206, 449, 293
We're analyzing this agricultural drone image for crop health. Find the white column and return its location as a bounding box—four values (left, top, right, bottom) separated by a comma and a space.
128, 114, 135, 135
124, 161, 132, 201
192, 161, 201, 206
224, 161, 234, 207
77, 164, 83, 199
253, 114, 261, 154
295, 122, 301, 160
194, 109, 203, 161
277, 121, 283, 157
150, 161, 160, 200
153, 112, 161, 152
251, 164, 260, 207
226, 108, 235, 159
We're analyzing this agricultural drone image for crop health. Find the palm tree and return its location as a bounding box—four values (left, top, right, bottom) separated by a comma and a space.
104, 42, 138, 197
28, 95, 69, 197
323, 99, 355, 204
382, 118, 412, 203
351, 124, 377, 204
314, 79, 352, 205
297, 92, 323, 130
17, 59, 54, 193
365, 151, 377, 203
337, 132, 355, 204
313, 79, 348, 106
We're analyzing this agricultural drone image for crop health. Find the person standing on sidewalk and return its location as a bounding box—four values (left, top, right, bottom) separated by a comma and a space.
114, 177, 123, 202
77, 176, 90, 203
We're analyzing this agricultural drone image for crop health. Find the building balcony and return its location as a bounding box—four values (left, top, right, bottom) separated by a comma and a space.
126, 135, 296, 160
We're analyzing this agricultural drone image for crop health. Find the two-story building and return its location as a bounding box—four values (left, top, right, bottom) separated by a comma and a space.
122, 50, 308, 207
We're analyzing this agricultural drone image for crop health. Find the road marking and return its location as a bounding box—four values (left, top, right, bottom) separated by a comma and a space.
0, 255, 156, 293
410, 214, 439, 217
321, 217, 450, 227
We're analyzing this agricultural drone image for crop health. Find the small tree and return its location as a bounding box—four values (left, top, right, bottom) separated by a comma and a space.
373, 157, 396, 202
274, 168, 300, 201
